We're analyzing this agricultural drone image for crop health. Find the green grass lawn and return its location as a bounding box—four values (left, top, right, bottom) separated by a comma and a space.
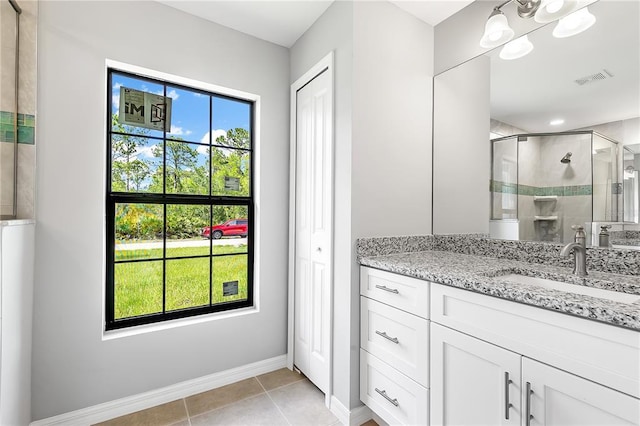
114, 245, 248, 319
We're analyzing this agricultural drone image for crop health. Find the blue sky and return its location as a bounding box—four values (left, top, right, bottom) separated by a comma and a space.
111, 72, 251, 165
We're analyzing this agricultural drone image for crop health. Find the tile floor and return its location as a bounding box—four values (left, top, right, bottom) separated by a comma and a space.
95, 368, 369, 426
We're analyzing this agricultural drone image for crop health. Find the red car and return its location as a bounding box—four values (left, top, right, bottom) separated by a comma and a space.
202, 219, 248, 239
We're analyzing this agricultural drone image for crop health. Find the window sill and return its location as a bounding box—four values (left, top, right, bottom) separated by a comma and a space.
102, 305, 258, 340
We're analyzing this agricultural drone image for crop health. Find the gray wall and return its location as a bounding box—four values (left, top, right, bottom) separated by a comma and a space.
34, 1, 289, 419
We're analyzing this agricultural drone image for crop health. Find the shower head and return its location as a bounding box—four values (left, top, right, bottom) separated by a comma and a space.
561, 152, 572, 164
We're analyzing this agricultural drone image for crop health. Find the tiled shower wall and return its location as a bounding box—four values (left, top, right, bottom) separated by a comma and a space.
0, 0, 36, 219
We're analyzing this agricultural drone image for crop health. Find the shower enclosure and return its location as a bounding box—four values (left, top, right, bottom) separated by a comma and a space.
491, 131, 619, 243
0, 0, 21, 219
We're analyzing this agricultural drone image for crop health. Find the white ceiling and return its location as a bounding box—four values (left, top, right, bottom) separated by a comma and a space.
156, 0, 474, 48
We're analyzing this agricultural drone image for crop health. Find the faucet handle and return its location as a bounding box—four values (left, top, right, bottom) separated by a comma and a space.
571, 225, 585, 231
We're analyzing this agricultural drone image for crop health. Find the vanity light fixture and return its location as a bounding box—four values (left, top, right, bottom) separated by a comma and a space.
480, 8, 515, 48
534, 0, 579, 23
553, 7, 596, 38
480, 0, 581, 48
499, 35, 534, 60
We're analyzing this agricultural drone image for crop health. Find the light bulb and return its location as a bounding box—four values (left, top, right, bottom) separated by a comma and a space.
546, 0, 564, 14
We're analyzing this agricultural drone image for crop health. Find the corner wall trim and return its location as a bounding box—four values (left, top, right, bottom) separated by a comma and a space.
330, 395, 373, 426
30, 355, 287, 426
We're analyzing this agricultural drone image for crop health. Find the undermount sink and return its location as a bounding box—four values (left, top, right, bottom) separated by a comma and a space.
499, 274, 640, 304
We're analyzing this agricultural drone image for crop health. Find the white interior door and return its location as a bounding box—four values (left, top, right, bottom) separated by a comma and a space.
293, 67, 332, 395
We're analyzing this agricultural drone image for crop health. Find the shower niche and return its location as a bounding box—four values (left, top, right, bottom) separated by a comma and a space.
491, 131, 619, 243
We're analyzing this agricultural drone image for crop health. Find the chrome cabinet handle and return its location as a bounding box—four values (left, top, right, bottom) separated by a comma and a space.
526, 382, 534, 426
504, 372, 512, 420
375, 388, 399, 407
375, 284, 399, 294
375, 330, 399, 344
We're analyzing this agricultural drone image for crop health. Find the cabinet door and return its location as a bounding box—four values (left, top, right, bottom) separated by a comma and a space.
431, 323, 521, 426
523, 358, 639, 426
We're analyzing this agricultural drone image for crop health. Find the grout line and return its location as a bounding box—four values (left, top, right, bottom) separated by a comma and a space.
182, 398, 192, 426
257, 376, 292, 426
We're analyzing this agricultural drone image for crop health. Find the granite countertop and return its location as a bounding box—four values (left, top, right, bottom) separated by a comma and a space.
360, 250, 640, 331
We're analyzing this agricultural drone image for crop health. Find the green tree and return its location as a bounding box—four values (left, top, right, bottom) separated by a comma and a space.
111, 113, 151, 192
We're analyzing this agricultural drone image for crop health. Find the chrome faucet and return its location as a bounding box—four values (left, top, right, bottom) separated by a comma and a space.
561, 242, 587, 276
561, 225, 588, 277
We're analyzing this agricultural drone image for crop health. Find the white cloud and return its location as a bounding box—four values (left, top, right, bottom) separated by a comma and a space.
200, 129, 227, 144
196, 145, 210, 156
166, 89, 180, 100
170, 125, 192, 136
136, 144, 158, 159
193, 93, 205, 98
113, 82, 123, 91
112, 93, 120, 114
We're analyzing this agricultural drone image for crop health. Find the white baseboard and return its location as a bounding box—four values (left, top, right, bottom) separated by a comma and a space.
30, 355, 287, 426
330, 395, 372, 426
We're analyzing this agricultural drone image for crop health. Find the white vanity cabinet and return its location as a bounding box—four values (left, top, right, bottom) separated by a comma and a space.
430, 283, 640, 426
359, 266, 640, 426
431, 323, 640, 426
359, 267, 430, 425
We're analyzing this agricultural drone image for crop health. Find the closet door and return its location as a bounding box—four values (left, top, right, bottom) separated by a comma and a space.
293, 68, 332, 394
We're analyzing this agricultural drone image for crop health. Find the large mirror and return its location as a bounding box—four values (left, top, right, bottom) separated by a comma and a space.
433, 0, 640, 248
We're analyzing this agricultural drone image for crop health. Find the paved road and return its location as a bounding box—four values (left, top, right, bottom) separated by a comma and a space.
116, 238, 247, 250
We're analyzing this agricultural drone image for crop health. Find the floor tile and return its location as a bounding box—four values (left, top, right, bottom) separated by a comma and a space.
268, 379, 338, 426
93, 400, 187, 426
185, 377, 264, 417
256, 367, 305, 391
190, 394, 288, 425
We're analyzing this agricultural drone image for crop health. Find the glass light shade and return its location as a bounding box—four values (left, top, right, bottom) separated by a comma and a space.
499, 35, 534, 60
552, 7, 596, 38
534, 0, 579, 23
480, 12, 515, 48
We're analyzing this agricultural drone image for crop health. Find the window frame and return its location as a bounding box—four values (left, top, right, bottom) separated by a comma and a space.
105, 68, 255, 331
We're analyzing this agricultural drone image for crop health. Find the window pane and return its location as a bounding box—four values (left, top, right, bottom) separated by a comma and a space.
212, 97, 251, 150
166, 204, 210, 257
159, 140, 210, 195
115, 260, 163, 319
213, 254, 248, 304
111, 73, 163, 138
211, 148, 250, 196
167, 86, 210, 143
166, 258, 210, 311
115, 203, 164, 261
111, 136, 161, 193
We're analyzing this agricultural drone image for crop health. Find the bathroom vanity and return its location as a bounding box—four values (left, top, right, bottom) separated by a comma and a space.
358, 238, 640, 426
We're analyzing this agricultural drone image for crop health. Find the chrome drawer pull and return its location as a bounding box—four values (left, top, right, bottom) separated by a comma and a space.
375, 330, 399, 344
375, 284, 399, 294
505, 372, 512, 420
525, 382, 534, 426
375, 388, 399, 407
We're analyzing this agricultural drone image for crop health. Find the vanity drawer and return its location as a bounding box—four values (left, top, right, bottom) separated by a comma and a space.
360, 349, 429, 426
360, 266, 429, 319
431, 283, 640, 398
361, 297, 429, 387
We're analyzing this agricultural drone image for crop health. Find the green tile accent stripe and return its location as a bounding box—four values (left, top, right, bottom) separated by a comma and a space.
490, 180, 592, 197
0, 111, 36, 144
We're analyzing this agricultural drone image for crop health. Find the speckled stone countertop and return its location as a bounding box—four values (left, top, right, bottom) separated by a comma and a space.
360, 250, 640, 331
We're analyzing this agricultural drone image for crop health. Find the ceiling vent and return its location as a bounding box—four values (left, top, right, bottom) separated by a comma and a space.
575, 69, 614, 86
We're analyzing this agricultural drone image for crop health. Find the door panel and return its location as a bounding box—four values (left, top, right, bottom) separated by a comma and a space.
293, 68, 332, 394
523, 358, 639, 426
431, 323, 521, 426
